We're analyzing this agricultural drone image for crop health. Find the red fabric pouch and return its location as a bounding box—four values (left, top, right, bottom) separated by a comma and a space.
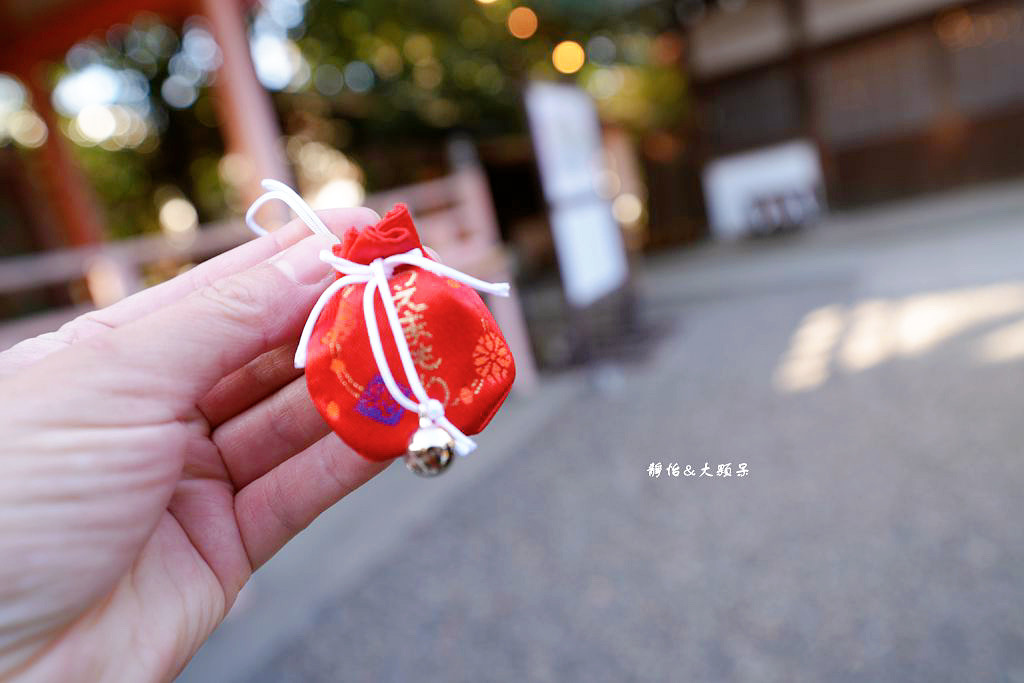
304, 204, 515, 461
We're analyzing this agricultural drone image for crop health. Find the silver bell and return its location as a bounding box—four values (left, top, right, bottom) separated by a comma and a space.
403, 423, 455, 477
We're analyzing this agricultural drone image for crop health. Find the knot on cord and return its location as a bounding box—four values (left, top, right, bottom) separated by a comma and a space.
419, 398, 445, 424
369, 257, 396, 282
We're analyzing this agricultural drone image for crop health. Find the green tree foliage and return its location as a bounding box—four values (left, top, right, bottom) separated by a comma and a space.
38, 0, 685, 238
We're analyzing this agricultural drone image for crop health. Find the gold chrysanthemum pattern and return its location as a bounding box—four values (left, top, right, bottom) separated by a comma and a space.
473, 330, 512, 384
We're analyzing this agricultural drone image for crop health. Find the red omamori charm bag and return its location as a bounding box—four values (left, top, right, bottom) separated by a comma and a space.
305, 204, 515, 461
247, 180, 515, 476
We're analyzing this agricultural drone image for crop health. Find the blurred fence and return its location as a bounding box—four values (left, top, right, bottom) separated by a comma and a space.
0, 161, 538, 392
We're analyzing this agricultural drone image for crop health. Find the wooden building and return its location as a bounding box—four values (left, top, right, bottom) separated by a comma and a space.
687, 0, 1024, 209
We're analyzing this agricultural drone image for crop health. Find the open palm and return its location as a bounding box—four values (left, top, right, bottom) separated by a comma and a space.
0, 210, 387, 682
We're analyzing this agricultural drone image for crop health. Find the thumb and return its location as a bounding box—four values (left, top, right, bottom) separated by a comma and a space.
65, 234, 339, 417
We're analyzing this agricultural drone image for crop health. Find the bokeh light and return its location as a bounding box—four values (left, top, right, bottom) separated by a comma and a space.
310, 177, 365, 209
288, 138, 366, 209
7, 110, 47, 148
344, 61, 375, 93
413, 59, 443, 90
584, 67, 625, 100
251, 33, 305, 91
587, 35, 617, 64
0, 74, 26, 112
372, 44, 403, 79
158, 195, 199, 248
53, 64, 122, 116
76, 104, 117, 141
313, 63, 344, 96
507, 7, 538, 40
612, 193, 643, 224
403, 34, 433, 62
552, 40, 585, 74
250, 0, 307, 91
161, 75, 198, 109
1, 72, 46, 148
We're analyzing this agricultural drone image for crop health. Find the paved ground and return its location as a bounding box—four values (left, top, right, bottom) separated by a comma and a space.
181, 182, 1024, 682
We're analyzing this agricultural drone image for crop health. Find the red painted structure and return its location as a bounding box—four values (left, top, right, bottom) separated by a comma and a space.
0, 0, 288, 247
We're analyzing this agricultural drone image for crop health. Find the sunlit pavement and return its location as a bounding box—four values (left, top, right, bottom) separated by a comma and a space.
181, 181, 1024, 683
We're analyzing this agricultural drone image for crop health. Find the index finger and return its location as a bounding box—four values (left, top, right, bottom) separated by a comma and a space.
0, 208, 379, 377
115, 208, 378, 324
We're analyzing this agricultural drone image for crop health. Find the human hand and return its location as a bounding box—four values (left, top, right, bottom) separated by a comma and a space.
0, 208, 388, 681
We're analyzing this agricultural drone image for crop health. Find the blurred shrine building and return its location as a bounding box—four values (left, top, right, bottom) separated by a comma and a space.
0, 0, 537, 385
2, 0, 1024, 361
685, 0, 1024, 208
0, 0, 290, 245
0, 0, 290, 328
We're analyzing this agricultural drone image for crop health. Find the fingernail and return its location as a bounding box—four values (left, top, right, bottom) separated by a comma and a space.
270, 235, 337, 285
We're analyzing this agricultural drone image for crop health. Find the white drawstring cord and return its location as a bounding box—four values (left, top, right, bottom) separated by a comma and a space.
246, 179, 339, 242
246, 180, 511, 456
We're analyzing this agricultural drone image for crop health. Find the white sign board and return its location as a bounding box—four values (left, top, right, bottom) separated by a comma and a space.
549, 202, 628, 309
703, 139, 825, 239
525, 82, 628, 307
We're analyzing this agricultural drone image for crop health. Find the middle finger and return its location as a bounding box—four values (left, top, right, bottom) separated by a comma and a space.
212, 375, 331, 488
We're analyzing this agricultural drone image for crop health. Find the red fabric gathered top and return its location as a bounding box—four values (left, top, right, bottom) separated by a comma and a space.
338, 204, 424, 264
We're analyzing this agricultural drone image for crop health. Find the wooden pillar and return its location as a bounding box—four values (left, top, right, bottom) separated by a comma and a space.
20, 69, 106, 247
782, 0, 833, 199
202, 0, 291, 222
